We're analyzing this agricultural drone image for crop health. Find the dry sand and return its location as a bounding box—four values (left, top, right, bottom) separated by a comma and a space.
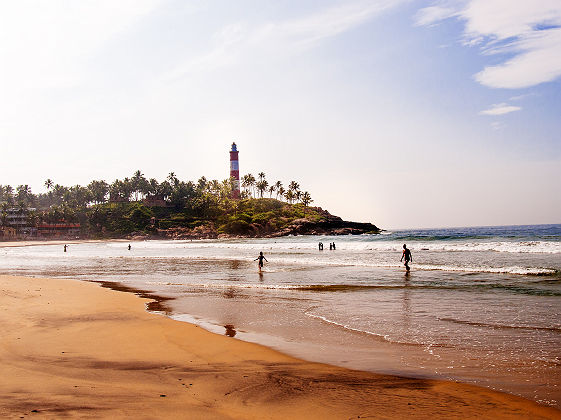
1, 275, 559, 419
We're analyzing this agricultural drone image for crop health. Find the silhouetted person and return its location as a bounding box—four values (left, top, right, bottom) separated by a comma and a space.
332, 242, 336, 250
128, 244, 131, 251
63, 244, 67, 253
254, 251, 268, 271
401, 244, 412, 271
319, 242, 324, 251
329, 243, 333, 250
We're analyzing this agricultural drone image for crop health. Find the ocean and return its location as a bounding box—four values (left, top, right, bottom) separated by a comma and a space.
1, 224, 560, 407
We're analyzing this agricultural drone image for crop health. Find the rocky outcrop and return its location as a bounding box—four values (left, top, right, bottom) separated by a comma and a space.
154, 215, 379, 240
156, 223, 219, 240
266, 217, 380, 237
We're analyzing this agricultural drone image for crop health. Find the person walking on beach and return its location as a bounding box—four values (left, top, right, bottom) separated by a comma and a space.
332, 242, 336, 250
254, 251, 268, 271
128, 244, 131, 251
318, 242, 323, 251
400, 244, 412, 271
63, 244, 67, 253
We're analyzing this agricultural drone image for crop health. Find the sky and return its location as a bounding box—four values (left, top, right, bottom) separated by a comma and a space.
0, 0, 560, 229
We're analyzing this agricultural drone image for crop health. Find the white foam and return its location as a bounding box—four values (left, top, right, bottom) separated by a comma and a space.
304, 310, 393, 342
108, 239, 561, 254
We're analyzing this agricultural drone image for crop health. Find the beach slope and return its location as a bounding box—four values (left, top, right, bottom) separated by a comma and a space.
1, 275, 558, 419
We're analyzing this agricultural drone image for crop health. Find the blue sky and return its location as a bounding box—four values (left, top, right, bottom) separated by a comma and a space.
0, 0, 560, 228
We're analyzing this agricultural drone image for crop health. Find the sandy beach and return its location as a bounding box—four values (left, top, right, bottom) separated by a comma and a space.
1, 274, 559, 419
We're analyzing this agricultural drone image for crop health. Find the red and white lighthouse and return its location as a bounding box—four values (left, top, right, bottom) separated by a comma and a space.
230, 142, 240, 199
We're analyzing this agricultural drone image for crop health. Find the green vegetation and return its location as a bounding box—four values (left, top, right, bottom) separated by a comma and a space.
0, 171, 329, 238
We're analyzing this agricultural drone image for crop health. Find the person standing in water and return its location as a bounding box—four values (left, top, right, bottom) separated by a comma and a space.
254, 251, 268, 271
400, 244, 412, 271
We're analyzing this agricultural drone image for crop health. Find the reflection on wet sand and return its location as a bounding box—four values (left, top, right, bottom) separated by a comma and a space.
223, 288, 237, 299
224, 324, 237, 337
93, 280, 175, 315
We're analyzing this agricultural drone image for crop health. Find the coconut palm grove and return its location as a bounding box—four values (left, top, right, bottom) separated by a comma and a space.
0, 171, 379, 239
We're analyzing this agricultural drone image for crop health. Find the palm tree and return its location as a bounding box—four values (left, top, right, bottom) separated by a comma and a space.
258, 172, 266, 182
27, 209, 39, 227
148, 178, 160, 196
277, 186, 285, 201
285, 189, 295, 204
44, 179, 53, 191
0, 204, 8, 226
159, 180, 173, 200
109, 180, 124, 202
288, 181, 300, 195
87, 180, 109, 204
52, 184, 67, 206
242, 174, 256, 198
131, 170, 148, 201
167, 172, 179, 188
210, 179, 221, 196
121, 178, 134, 201
197, 176, 208, 192
256, 180, 268, 198
301, 191, 313, 212
3, 185, 14, 205
221, 178, 234, 200
16, 185, 33, 207
241, 174, 251, 197
268, 184, 275, 197
73, 185, 92, 207
274, 181, 283, 199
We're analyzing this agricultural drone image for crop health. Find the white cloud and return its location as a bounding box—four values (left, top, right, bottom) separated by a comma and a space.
509, 93, 537, 101
414, 5, 457, 26
490, 121, 504, 130
479, 103, 521, 115
267, 0, 404, 48
165, 0, 405, 80
417, 0, 561, 89
474, 28, 561, 88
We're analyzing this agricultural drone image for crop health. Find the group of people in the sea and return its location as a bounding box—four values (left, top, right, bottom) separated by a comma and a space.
254, 243, 413, 272
64, 243, 133, 251
63, 241, 413, 272
317, 242, 336, 251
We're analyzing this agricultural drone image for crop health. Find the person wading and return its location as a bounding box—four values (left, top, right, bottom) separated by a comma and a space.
254, 251, 268, 271
401, 244, 412, 271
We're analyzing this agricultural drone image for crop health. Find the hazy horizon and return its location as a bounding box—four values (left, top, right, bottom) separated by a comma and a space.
1, 0, 560, 229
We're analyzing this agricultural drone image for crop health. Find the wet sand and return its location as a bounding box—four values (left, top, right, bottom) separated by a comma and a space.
1, 275, 559, 419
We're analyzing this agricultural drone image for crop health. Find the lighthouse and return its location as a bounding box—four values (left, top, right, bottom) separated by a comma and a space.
230, 142, 240, 199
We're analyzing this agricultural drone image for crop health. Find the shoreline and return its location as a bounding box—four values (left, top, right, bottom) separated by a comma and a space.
1, 274, 559, 419
0, 238, 130, 248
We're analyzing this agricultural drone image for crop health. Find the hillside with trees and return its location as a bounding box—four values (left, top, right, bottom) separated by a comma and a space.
0, 171, 380, 239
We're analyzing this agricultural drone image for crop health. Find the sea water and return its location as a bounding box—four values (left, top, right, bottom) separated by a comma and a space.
1, 224, 560, 407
